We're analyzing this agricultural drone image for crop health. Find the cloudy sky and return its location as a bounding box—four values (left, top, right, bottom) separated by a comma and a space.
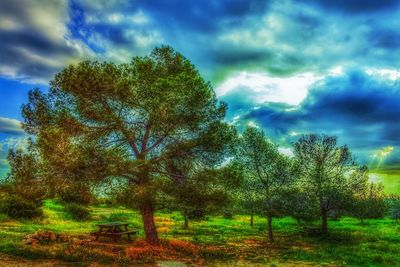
1, 0, 400, 178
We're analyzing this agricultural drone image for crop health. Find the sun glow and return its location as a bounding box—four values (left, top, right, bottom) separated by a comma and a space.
373, 146, 394, 158
371, 146, 395, 169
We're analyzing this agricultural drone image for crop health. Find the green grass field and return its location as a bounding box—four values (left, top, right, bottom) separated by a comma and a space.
370, 172, 400, 195
0, 200, 399, 266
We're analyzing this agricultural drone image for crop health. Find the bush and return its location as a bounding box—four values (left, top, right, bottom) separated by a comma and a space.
187, 209, 206, 221
64, 203, 91, 221
0, 196, 43, 219
0, 213, 9, 222
59, 185, 93, 205
223, 210, 233, 219
388, 195, 400, 221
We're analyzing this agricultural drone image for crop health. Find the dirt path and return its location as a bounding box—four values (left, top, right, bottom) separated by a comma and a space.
0, 253, 190, 267
0, 253, 71, 267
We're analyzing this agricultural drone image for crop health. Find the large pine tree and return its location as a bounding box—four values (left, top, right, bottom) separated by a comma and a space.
22, 46, 235, 244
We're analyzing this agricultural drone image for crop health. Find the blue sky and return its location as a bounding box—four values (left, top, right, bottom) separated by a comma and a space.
1, 0, 400, 177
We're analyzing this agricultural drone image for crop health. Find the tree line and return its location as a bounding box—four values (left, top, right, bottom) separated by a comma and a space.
0, 46, 398, 244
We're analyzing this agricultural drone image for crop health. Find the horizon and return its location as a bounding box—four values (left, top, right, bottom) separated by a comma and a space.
0, 0, 400, 193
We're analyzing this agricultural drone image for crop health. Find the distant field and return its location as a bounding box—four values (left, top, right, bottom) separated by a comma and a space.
0, 200, 399, 266
370, 171, 400, 194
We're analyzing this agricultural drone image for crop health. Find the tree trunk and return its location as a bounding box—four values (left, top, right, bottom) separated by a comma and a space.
267, 214, 274, 242
250, 212, 254, 227
321, 208, 328, 234
183, 211, 189, 229
139, 202, 159, 244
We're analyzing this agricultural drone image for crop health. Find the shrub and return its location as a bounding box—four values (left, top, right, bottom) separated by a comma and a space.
59, 186, 93, 205
64, 203, 91, 221
187, 209, 206, 221
223, 210, 233, 219
388, 195, 400, 221
0, 196, 43, 219
0, 213, 9, 222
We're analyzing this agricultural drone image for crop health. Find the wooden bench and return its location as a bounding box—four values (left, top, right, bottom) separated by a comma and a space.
91, 222, 136, 242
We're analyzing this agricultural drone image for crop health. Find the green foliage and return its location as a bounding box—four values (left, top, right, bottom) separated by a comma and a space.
0, 195, 43, 219
64, 203, 91, 221
222, 209, 233, 219
0, 213, 9, 222
387, 194, 400, 221
4, 143, 46, 206
352, 182, 387, 222
59, 184, 93, 205
187, 209, 206, 221
164, 163, 241, 229
285, 189, 320, 224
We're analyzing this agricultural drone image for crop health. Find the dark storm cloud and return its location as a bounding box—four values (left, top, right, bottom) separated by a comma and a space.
3, 0, 400, 83
213, 49, 272, 66
307, 0, 400, 13
234, 70, 400, 165
0, 30, 78, 80
300, 70, 400, 125
369, 28, 400, 50
70, 0, 273, 77
137, 0, 270, 32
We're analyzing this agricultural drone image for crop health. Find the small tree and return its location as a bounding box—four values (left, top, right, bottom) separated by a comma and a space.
294, 134, 367, 234
352, 182, 387, 224
163, 159, 242, 229
387, 194, 400, 222
236, 126, 294, 241
4, 140, 46, 206
285, 188, 320, 225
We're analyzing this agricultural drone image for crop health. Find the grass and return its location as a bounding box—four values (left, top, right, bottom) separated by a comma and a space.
369, 172, 400, 194
0, 200, 399, 266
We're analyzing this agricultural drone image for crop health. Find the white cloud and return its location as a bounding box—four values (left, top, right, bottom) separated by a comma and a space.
0, 117, 24, 135
278, 147, 294, 157
216, 71, 320, 106
131, 10, 150, 25
365, 68, 400, 81
246, 121, 259, 128
0, 0, 94, 83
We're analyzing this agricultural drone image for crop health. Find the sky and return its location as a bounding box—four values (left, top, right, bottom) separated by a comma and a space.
1, 0, 400, 178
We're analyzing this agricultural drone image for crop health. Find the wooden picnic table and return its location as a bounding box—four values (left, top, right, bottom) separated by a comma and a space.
91, 222, 136, 242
